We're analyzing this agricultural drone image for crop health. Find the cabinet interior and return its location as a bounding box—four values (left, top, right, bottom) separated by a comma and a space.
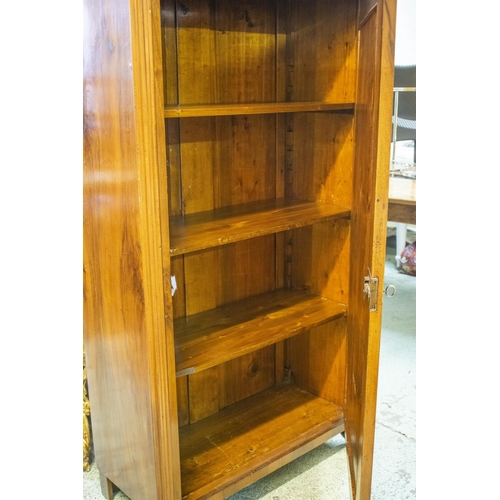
160, 0, 358, 497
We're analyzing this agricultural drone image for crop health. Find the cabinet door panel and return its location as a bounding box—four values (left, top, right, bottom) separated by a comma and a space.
345, 1, 396, 499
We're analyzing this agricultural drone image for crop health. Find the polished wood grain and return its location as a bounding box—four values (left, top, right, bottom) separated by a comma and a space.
388, 177, 416, 224
130, 1, 184, 496
174, 289, 347, 376
179, 383, 344, 500
219, 347, 276, 408
288, 218, 351, 304
84, 0, 181, 498
287, 318, 347, 407
287, 0, 357, 104
175, 0, 276, 105
171, 0, 282, 424
280, 0, 357, 422
85, 0, 394, 497
186, 347, 276, 425
280, 0, 356, 426
164, 101, 354, 117
83, 0, 160, 496
345, 1, 396, 499
169, 198, 350, 256
290, 113, 355, 207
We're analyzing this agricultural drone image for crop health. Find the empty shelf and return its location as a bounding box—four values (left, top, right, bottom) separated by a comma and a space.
179, 383, 344, 499
174, 288, 347, 377
169, 198, 351, 256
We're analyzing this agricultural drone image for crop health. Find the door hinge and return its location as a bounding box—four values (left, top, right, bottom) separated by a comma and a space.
363, 268, 379, 312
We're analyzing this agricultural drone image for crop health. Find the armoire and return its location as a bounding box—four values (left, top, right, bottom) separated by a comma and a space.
83, 0, 397, 499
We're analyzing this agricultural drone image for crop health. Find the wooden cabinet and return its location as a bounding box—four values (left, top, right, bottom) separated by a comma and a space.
83, 1, 396, 499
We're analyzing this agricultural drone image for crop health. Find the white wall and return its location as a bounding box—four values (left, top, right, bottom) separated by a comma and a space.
395, 0, 416, 65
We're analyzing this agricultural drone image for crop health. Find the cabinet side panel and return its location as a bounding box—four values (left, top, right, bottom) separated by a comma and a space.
283, 0, 357, 427
290, 113, 354, 207
83, 0, 176, 498
286, 220, 349, 406
286, 319, 347, 406
288, 112, 353, 306
289, 220, 350, 304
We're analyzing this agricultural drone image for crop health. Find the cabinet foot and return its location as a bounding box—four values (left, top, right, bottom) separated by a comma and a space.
99, 472, 115, 500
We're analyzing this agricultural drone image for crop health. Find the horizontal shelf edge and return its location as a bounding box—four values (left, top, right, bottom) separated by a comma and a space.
174, 289, 347, 377
164, 101, 355, 118
169, 199, 351, 256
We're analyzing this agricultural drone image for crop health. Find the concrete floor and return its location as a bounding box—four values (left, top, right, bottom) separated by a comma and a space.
83, 239, 416, 500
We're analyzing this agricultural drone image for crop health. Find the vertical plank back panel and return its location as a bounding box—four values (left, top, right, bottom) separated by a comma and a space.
287, 0, 357, 103
176, 0, 277, 105
220, 347, 276, 408
166, 0, 282, 422
214, 0, 277, 103
215, 115, 277, 208
177, 0, 217, 105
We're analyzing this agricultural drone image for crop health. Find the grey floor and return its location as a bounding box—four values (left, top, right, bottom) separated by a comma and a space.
83, 237, 416, 500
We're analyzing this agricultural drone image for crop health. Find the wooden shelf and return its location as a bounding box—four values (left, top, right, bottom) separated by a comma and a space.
174, 289, 347, 377
169, 198, 351, 256
164, 101, 355, 118
179, 383, 344, 500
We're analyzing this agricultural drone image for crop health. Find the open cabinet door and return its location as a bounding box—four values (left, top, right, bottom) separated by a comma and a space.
345, 0, 396, 499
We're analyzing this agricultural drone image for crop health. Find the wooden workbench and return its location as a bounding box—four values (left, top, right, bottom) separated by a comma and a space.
388, 176, 416, 225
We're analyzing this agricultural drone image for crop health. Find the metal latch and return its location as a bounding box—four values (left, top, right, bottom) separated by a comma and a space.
364, 269, 379, 311
364, 268, 396, 311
